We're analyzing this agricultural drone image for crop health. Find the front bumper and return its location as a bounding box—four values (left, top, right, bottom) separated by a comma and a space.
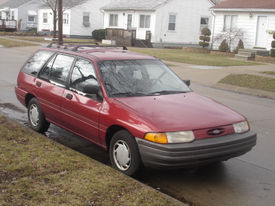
136, 131, 257, 168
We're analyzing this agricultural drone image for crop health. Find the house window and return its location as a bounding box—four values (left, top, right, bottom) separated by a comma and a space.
168, 14, 176, 31
43, 13, 47, 23
83, 12, 90, 27
63, 13, 69, 24
224, 15, 238, 31
28, 16, 35, 22
200, 17, 209, 29
109, 14, 118, 26
11, 11, 14, 20
140, 15, 150, 28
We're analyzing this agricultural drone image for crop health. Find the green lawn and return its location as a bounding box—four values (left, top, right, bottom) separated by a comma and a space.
220, 74, 275, 92
130, 48, 260, 66
0, 38, 38, 47
0, 116, 181, 206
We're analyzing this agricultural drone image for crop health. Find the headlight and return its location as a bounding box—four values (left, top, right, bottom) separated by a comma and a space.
144, 131, 195, 144
233, 121, 250, 134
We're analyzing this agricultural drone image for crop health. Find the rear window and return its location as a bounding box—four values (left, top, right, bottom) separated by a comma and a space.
22, 50, 54, 76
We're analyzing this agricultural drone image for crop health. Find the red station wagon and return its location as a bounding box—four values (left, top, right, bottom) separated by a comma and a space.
15, 44, 257, 176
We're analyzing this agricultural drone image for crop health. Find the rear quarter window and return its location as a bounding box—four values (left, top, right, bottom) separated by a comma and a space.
22, 50, 54, 76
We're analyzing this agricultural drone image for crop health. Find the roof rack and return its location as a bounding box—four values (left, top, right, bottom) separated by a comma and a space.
71, 44, 128, 52
46, 42, 128, 52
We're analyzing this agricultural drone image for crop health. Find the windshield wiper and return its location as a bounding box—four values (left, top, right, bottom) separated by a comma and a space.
147, 90, 188, 96
111, 92, 146, 97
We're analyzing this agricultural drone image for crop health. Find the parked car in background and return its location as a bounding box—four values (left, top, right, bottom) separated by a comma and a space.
15, 44, 257, 176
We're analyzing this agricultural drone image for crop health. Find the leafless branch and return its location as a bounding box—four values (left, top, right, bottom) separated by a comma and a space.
213, 29, 244, 51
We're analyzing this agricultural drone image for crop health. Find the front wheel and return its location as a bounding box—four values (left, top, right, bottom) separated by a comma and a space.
109, 130, 142, 176
28, 98, 50, 133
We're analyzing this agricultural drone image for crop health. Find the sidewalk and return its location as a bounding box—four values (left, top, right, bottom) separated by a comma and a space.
166, 60, 275, 99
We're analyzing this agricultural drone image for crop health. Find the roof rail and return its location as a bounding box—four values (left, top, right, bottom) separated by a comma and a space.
46, 42, 98, 48
71, 43, 100, 51
71, 44, 128, 52
46, 42, 128, 52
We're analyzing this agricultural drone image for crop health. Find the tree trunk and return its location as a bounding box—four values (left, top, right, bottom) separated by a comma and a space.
53, 11, 57, 38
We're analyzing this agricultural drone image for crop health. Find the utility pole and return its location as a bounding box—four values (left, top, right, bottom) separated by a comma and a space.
58, 0, 63, 45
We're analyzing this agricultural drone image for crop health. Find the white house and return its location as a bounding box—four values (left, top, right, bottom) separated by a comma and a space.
0, 0, 42, 30
101, 0, 216, 47
211, 0, 275, 51
38, 0, 112, 38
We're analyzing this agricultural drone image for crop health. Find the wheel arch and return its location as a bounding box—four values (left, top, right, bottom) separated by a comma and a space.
105, 125, 132, 151
25, 93, 36, 107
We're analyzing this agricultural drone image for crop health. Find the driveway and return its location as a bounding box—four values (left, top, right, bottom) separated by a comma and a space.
0, 46, 275, 206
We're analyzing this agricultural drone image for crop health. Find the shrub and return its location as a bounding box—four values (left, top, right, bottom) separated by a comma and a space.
235, 39, 244, 53
201, 27, 211, 36
199, 41, 209, 48
92, 29, 106, 41
199, 27, 211, 48
271, 33, 275, 57
219, 39, 230, 52
199, 36, 210, 42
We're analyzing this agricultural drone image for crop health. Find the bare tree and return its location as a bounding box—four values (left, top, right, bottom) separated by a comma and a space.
42, 0, 68, 38
213, 29, 244, 52
42, 0, 58, 38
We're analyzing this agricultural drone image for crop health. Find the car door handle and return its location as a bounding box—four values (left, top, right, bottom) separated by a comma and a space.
36, 81, 42, 87
66, 93, 73, 100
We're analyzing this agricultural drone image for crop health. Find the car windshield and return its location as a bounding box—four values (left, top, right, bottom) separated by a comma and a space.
98, 59, 191, 97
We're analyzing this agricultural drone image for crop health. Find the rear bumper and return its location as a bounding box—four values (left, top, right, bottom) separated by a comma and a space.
136, 131, 257, 168
15, 86, 27, 107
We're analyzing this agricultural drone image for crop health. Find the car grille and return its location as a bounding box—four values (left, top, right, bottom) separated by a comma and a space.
193, 124, 235, 140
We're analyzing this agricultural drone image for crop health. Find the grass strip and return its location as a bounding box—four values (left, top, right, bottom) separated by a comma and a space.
12, 36, 96, 43
261, 71, 275, 76
219, 74, 275, 93
0, 116, 182, 206
0, 39, 38, 47
129, 48, 260, 66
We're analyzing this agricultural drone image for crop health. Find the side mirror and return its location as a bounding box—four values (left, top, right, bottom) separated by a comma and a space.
82, 84, 103, 101
183, 79, 191, 87
83, 84, 99, 95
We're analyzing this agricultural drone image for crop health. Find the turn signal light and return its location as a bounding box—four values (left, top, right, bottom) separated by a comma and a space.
144, 133, 168, 144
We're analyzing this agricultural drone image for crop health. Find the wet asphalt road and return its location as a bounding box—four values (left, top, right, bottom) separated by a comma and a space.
0, 47, 275, 206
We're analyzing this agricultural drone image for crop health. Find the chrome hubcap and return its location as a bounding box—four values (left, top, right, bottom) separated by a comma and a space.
113, 140, 131, 171
29, 104, 39, 127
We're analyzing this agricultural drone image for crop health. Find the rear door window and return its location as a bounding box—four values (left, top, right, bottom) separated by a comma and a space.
39, 56, 55, 80
22, 50, 54, 76
49, 54, 75, 87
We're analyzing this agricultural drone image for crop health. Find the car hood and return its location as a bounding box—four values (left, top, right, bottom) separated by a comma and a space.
114, 92, 245, 132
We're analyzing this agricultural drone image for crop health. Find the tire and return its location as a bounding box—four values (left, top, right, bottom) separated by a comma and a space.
27, 98, 50, 133
109, 130, 142, 176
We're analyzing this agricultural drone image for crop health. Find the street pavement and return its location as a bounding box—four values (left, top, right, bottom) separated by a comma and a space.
0, 46, 275, 206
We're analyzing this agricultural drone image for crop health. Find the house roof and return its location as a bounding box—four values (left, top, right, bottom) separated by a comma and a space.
0, 0, 7, 4
0, 0, 32, 9
101, 0, 171, 11
102, 0, 216, 11
40, 0, 88, 9
213, 0, 275, 10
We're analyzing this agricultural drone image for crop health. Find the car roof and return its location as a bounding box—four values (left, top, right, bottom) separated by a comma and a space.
40, 46, 156, 62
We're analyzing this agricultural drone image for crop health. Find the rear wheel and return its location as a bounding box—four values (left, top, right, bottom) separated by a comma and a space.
109, 130, 142, 176
27, 98, 50, 133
